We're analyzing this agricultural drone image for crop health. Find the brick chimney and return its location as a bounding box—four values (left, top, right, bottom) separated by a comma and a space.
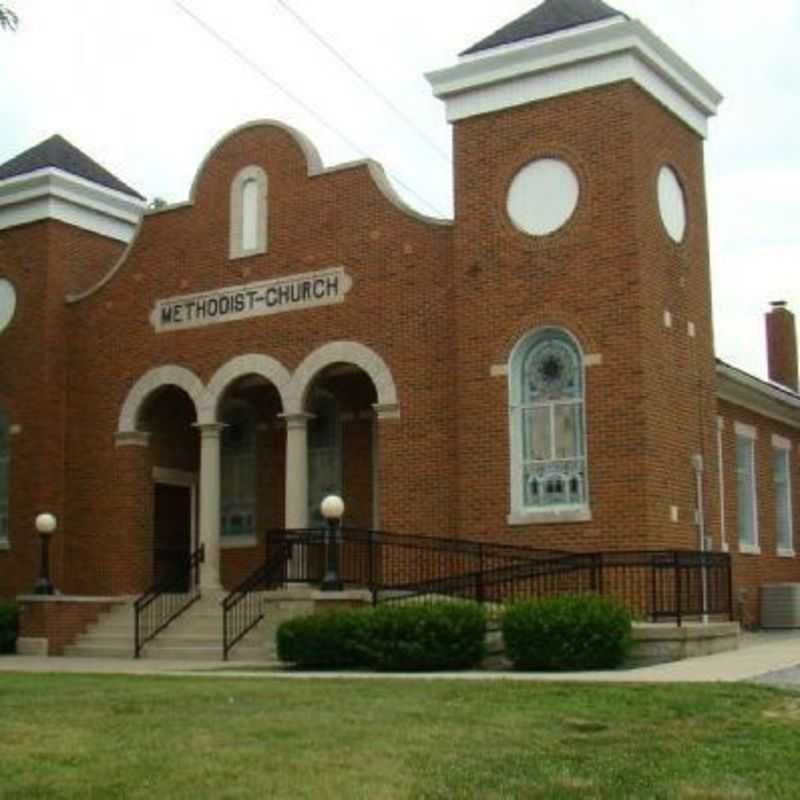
766, 301, 799, 392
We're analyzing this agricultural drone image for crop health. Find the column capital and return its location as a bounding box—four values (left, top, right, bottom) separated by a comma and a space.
279, 412, 315, 431
373, 402, 401, 421
115, 431, 151, 448
193, 422, 227, 439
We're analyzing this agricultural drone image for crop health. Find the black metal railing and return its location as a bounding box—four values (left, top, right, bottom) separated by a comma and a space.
219, 530, 732, 662
375, 548, 733, 625
134, 544, 204, 658
264, 526, 568, 593
221, 536, 291, 661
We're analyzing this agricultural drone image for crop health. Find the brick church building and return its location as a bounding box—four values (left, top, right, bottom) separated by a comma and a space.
0, 0, 797, 647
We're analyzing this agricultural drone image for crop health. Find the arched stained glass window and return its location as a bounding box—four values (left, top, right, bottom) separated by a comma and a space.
510, 329, 588, 517
0, 412, 9, 545
221, 400, 257, 537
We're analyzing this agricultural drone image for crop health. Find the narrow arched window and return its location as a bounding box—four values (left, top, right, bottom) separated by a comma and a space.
221, 401, 257, 537
229, 166, 268, 259
241, 179, 259, 251
509, 329, 588, 521
0, 412, 10, 546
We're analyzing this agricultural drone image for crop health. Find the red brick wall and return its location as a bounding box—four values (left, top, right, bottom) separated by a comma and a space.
0, 108, 797, 614
18, 598, 114, 655
0, 221, 124, 598
59, 123, 453, 594
449, 82, 715, 554
717, 399, 800, 624
766, 307, 798, 392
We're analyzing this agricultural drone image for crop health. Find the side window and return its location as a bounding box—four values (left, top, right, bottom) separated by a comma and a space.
230, 165, 268, 259
773, 440, 794, 555
509, 329, 588, 521
735, 425, 759, 552
0, 412, 9, 546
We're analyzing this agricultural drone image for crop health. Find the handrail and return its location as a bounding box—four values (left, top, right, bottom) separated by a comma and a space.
219, 530, 733, 663
375, 548, 733, 624
134, 544, 204, 658
221, 536, 291, 661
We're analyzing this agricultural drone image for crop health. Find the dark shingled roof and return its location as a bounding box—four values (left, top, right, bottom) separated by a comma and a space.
0, 134, 145, 200
462, 0, 628, 56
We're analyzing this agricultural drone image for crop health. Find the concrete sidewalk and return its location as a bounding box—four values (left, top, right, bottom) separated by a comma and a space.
1, 630, 799, 684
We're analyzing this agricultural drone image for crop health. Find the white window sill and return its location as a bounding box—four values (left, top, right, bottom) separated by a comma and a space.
221, 535, 258, 550
777, 548, 796, 559
738, 543, 761, 556
508, 508, 592, 526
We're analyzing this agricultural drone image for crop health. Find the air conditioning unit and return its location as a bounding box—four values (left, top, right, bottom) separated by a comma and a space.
761, 584, 800, 629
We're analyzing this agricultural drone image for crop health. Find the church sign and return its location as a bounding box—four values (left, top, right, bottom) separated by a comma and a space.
150, 267, 352, 333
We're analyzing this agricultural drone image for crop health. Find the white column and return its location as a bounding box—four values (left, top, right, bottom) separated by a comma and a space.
281, 413, 313, 529
195, 423, 224, 590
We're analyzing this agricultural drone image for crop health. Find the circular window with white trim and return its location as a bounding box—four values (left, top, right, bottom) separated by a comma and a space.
506, 158, 580, 237
657, 165, 687, 243
0, 279, 16, 334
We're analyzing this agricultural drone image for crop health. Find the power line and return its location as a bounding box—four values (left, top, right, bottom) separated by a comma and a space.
274, 0, 450, 164
172, 1, 447, 218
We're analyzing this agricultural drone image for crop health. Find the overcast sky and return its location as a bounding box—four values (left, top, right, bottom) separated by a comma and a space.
1, 0, 798, 381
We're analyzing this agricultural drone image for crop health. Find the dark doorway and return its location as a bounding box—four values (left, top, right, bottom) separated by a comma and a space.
153, 483, 193, 590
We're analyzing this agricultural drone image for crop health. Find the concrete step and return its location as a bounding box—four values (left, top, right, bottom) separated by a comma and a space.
143, 645, 223, 661
85, 623, 135, 636
66, 590, 290, 661
64, 643, 134, 659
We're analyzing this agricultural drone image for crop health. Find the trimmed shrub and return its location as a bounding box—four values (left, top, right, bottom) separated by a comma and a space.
360, 601, 487, 672
276, 610, 367, 669
0, 600, 18, 654
276, 601, 487, 671
502, 594, 632, 671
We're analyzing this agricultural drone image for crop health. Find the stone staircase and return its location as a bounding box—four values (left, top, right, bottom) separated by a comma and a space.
63, 591, 287, 663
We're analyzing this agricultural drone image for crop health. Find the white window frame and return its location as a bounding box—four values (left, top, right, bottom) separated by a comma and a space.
735, 422, 759, 554
229, 165, 268, 260
0, 413, 9, 550
717, 417, 728, 552
772, 435, 794, 557
507, 328, 590, 526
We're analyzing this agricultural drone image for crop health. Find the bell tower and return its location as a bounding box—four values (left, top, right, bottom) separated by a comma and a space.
427, 0, 725, 549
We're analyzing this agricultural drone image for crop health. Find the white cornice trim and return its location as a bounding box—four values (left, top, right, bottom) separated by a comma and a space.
717, 363, 800, 430
427, 18, 722, 137
0, 168, 145, 242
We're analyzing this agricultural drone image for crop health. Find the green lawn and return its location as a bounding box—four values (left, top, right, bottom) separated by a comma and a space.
0, 674, 798, 799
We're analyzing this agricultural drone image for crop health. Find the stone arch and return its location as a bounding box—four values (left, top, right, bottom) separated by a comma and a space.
202, 354, 292, 424
117, 365, 207, 433
286, 341, 399, 416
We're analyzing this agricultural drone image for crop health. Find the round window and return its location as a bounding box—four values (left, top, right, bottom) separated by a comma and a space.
0, 279, 16, 334
506, 158, 580, 237
657, 165, 687, 243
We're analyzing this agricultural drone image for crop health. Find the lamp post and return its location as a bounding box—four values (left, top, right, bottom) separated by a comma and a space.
320, 495, 344, 592
33, 513, 57, 596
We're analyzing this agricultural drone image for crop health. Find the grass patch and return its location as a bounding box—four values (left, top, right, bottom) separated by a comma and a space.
0, 675, 797, 798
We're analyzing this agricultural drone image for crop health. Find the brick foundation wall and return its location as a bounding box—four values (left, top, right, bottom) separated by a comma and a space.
17, 597, 117, 655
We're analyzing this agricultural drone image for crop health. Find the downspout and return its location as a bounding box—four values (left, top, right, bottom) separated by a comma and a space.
691, 453, 709, 623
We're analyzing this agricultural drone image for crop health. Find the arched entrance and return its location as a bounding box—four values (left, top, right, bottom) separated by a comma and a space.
217, 375, 285, 586
138, 385, 199, 589
305, 364, 378, 528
